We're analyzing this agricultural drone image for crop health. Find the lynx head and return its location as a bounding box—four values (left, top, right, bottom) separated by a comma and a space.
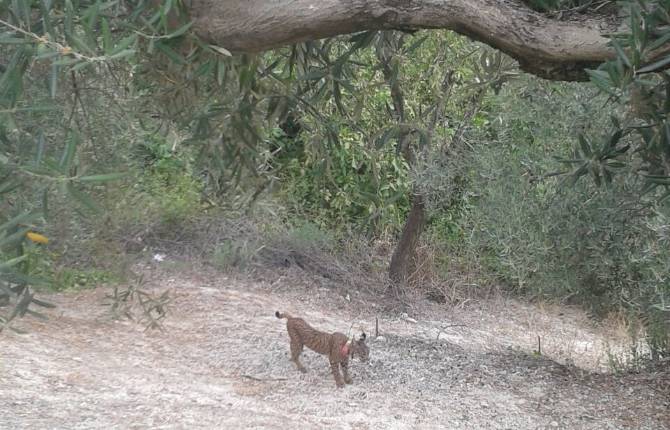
351, 332, 369, 361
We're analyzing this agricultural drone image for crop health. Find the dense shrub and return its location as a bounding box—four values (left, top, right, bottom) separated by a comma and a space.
427, 77, 670, 359
273, 125, 411, 233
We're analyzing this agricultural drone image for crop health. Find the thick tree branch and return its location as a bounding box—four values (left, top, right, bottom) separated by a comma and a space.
189, 0, 622, 81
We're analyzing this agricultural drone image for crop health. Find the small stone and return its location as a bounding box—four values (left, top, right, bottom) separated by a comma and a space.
375, 336, 387, 342
550, 421, 559, 427
405, 317, 418, 324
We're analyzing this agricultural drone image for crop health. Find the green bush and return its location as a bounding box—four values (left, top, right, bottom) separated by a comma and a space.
50, 267, 117, 291
425, 77, 669, 360
138, 171, 203, 225
105, 132, 203, 232
22, 246, 119, 291
464, 162, 670, 359
275, 126, 410, 233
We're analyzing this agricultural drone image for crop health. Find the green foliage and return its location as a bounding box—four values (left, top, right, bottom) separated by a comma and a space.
51, 267, 115, 291
558, 2, 670, 199
137, 170, 202, 225
536, 1, 670, 359
433, 76, 670, 360
277, 126, 411, 231
271, 31, 507, 234
135, 134, 190, 176
23, 246, 117, 291
0, 210, 54, 332
104, 134, 203, 237
0, 0, 188, 325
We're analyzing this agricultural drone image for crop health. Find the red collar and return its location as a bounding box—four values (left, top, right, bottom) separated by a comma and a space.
340, 344, 350, 358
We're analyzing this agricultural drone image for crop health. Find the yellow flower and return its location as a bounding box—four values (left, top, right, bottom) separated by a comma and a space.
26, 232, 49, 245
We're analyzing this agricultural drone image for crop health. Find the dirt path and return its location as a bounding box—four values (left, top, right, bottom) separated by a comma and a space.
1, 264, 668, 429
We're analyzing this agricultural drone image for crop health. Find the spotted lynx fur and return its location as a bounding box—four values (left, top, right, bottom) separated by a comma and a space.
275, 311, 369, 388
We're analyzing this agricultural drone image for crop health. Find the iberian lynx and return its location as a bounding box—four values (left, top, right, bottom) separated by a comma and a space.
275, 311, 369, 388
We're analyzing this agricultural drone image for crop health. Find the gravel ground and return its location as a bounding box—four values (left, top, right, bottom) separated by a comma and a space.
1, 263, 668, 429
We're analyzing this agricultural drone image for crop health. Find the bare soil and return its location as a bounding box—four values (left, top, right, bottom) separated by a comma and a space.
1, 262, 668, 429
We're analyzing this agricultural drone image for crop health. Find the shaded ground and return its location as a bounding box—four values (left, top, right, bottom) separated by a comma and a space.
1, 263, 668, 429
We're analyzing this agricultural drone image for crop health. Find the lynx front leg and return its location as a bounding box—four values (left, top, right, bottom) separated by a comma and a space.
330, 361, 345, 388
290, 339, 307, 373
340, 360, 353, 384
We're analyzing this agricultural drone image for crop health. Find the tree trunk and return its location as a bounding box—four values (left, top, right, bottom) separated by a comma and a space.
389, 190, 426, 283
389, 79, 486, 284
188, 0, 636, 81
375, 33, 427, 284
387, 67, 453, 284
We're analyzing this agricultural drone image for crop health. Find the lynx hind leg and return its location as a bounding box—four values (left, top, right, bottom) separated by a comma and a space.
330, 361, 345, 388
341, 360, 353, 384
289, 334, 307, 373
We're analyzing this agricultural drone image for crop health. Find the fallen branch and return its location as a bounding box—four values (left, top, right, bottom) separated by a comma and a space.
242, 374, 288, 382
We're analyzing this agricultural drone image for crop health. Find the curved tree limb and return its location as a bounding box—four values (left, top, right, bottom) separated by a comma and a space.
189, 0, 622, 81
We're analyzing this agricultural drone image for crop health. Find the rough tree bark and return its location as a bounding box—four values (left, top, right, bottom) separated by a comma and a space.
389, 192, 426, 283
188, 0, 626, 81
